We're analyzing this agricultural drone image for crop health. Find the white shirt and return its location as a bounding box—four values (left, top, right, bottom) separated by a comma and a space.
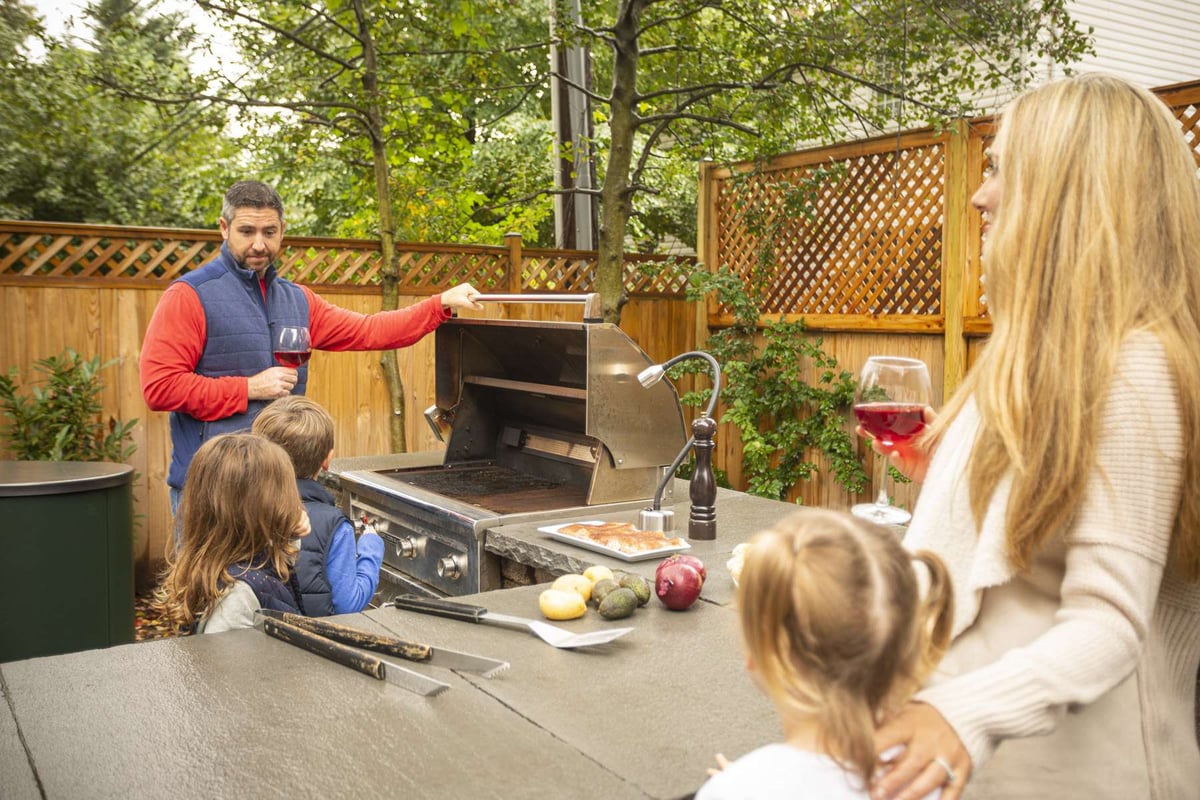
196, 581, 260, 633
695, 744, 870, 800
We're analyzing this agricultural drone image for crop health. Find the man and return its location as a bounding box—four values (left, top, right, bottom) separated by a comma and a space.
141, 180, 482, 515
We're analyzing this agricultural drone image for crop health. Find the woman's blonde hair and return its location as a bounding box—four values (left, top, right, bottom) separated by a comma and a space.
155, 433, 306, 632
930, 73, 1200, 579
737, 509, 952, 782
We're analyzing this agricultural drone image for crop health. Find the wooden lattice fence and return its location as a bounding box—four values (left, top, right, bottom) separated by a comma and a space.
713, 132, 947, 320
0, 222, 692, 298
0, 223, 697, 574
700, 78, 1200, 380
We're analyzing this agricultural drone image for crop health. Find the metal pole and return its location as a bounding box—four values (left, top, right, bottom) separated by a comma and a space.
548, 0, 598, 250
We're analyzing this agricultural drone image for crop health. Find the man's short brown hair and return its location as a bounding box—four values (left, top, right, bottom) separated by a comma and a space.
251, 395, 334, 480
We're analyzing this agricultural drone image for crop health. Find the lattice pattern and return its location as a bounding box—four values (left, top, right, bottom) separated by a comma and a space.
521, 253, 596, 292
0, 222, 692, 296
0, 227, 223, 280
397, 249, 510, 292
1172, 100, 1200, 167
281, 244, 383, 286
625, 254, 693, 295
716, 142, 944, 316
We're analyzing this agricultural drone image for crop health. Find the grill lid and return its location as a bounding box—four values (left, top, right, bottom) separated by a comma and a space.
425, 313, 687, 505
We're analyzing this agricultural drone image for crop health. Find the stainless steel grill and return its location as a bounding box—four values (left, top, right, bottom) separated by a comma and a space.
330, 295, 687, 597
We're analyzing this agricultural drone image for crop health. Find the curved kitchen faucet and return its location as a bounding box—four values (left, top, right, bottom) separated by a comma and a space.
636, 350, 722, 539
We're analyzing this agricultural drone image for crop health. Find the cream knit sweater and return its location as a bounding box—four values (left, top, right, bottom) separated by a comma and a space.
904, 334, 1200, 799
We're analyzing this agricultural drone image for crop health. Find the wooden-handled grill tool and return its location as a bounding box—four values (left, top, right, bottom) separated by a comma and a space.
254, 610, 510, 696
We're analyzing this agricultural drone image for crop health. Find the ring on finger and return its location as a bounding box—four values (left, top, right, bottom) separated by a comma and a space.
933, 756, 956, 785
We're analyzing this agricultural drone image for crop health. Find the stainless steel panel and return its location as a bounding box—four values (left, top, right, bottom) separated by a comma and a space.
586, 324, 687, 470
373, 564, 441, 603
348, 489, 483, 596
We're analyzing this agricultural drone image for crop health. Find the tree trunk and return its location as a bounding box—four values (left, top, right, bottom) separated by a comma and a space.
354, 0, 407, 452
596, 0, 645, 324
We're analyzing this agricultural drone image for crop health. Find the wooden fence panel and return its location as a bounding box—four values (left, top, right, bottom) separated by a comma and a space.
711, 330, 943, 513
0, 245, 697, 579
0, 281, 475, 577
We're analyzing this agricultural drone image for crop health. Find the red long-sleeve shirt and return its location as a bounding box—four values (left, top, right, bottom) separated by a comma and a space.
140, 282, 450, 421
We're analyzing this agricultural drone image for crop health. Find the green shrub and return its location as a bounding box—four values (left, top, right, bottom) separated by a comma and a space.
680, 267, 868, 502
0, 350, 137, 462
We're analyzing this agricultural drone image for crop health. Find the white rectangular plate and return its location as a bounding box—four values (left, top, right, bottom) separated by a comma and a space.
539, 520, 692, 563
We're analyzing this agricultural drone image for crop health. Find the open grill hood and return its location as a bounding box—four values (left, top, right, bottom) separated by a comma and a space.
424, 317, 687, 506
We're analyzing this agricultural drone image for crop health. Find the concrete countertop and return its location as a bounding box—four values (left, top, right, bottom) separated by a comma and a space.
486, 488, 803, 607
1, 583, 778, 800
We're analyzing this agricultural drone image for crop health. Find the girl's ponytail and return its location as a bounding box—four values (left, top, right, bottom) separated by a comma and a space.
911, 549, 954, 683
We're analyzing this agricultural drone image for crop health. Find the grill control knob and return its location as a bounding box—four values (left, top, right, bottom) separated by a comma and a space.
437, 555, 465, 580
395, 537, 418, 559
357, 515, 388, 536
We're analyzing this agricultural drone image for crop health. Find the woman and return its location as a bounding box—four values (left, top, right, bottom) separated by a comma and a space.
871, 73, 1200, 800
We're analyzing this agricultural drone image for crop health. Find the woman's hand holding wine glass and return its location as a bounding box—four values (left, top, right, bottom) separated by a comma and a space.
851, 356, 932, 525
857, 405, 937, 484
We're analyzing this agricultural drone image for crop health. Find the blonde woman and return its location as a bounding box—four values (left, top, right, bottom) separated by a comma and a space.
155, 433, 310, 634
872, 73, 1200, 800
696, 509, 952, 799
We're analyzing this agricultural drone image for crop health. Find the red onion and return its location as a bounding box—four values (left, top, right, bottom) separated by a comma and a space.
659, 554, 707, 584
655, 561, 704, 610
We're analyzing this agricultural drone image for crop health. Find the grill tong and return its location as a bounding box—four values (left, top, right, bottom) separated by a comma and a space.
254, 609, 510, 697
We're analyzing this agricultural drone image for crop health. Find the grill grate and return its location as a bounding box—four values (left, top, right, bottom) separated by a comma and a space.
376, 464, 587, 514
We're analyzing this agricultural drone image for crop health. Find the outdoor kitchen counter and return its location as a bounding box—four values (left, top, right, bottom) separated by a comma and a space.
486, 487, 800, 606
0, 583, 778, 800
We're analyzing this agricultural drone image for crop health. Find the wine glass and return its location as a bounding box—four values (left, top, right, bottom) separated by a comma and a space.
851, 356, 931, 526
273, 325, 311, 369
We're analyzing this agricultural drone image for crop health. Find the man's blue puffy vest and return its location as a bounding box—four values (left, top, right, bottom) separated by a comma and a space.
167, 244, 310, 489
295, 478, 346, 617
228, 559, 305, 615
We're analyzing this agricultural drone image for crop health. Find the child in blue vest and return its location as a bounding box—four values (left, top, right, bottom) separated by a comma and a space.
696, 509, 953, 800
156, 433, 310, 634
252, 395, 384, 615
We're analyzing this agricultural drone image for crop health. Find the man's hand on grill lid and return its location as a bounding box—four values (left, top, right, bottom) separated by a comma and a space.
440, 283, 484, 311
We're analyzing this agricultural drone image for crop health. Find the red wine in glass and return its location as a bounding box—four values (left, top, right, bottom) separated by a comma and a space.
851, 356, 932, 526
274, 325, 311, 369
274, 350, 311, 368
853, 402, 927, 448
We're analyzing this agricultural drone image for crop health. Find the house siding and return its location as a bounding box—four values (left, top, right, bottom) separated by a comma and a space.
1048, 0, 1200, 89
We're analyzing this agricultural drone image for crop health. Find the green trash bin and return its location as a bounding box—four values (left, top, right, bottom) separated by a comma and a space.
0, 461, 135, 663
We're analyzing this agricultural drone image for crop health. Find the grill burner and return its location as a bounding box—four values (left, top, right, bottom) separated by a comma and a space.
377, 464, 586, 515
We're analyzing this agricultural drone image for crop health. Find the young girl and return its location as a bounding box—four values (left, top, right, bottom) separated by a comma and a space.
697, 508, 952, 800
156, 433, 311, 634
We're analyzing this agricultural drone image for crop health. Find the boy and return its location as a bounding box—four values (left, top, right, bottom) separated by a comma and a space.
252, 395, 384, 615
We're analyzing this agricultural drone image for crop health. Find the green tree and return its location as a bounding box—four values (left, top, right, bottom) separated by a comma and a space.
0, 0, 235, 226
94, 0, 558, 451
555, 0, 1091, 321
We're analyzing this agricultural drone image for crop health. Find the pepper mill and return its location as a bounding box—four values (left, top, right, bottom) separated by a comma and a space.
688, 416, 717, 540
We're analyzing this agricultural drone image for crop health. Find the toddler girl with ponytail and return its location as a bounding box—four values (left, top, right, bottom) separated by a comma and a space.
696, 508, 952, 799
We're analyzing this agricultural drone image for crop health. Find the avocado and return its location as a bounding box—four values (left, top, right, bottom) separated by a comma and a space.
618, 573, 652, 606
597, 586, 638, 620
590, 578, 620, 607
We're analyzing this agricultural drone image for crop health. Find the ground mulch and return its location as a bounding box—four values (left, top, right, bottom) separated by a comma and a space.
133, 592, 182, 641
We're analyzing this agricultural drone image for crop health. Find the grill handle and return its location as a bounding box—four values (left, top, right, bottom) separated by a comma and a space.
392, 594, 487, 623
472, 292, 602, 322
